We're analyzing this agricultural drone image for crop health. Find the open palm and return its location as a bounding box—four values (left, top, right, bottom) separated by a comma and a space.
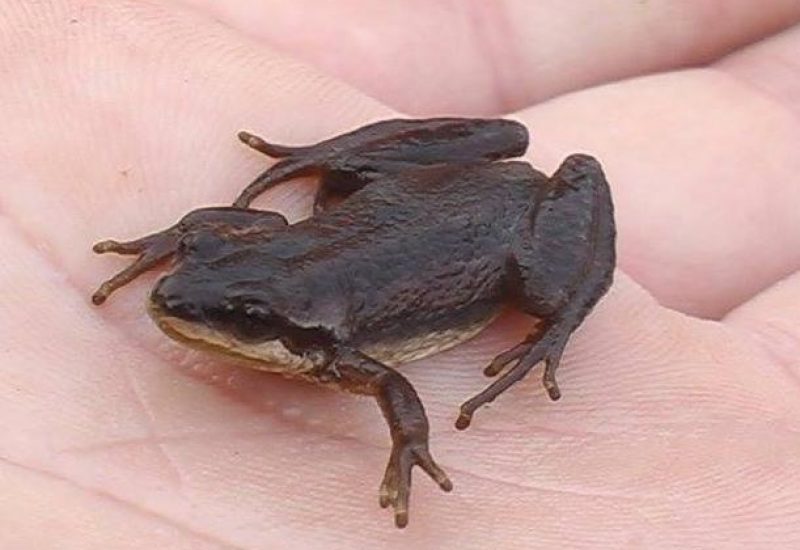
2, 2, 799, 548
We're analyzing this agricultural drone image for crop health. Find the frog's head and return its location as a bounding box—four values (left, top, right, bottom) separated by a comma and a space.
146, 232, 334, 373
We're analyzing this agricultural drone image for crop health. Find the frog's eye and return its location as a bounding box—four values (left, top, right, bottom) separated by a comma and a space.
178, 232, 225, 259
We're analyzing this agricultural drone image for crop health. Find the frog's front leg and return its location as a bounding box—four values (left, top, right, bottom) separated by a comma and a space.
457, 154, 616, 429
91, 207, 287, 304
328, 349, 452, 528
234, 117, 528, 210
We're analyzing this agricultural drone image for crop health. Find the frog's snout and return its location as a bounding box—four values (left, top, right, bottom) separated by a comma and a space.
150, 276, 204, 323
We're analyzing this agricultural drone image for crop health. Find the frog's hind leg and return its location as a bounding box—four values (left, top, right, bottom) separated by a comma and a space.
236, 132, 360, 213
233, 118, 529, 210
456, 154, 616, 429
234, 133, 321, 209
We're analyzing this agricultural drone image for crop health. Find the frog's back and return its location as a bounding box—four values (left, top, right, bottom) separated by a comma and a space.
277, 161, 545, 360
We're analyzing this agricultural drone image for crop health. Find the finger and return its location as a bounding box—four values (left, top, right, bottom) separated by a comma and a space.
175, 0, 800, 114
513, 24, 800, 319
718, 19, 800, 119
724, 269, 800, 378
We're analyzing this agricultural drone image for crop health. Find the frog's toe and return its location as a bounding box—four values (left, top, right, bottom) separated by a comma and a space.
237, 130, 308, 158
91, 229, 181, 304
483, 341, 531, 377
379, 452, 411, 527
93, 239, 137, 255
543, 360, 562, 401
379, 441, 451, 528
483, 328, 548, 377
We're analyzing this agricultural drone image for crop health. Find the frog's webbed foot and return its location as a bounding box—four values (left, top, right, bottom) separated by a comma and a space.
330, 349, 452, 528
455, 323, 569, 430
92, 207, 287, 305
91, 228, 181, 305
380, 438, 452, 528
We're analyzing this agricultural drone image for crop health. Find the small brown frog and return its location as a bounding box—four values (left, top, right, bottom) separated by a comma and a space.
91, 118, 615, 527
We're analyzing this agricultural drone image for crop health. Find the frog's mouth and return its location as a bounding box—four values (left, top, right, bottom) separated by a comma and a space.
146, 301, 321, 375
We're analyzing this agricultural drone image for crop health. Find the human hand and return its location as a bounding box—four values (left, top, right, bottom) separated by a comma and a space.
1, 2, 799, 548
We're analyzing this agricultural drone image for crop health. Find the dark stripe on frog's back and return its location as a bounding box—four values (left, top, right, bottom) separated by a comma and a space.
290, 161, 544, 347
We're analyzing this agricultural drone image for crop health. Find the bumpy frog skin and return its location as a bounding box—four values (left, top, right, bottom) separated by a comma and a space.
92, 118, 616, 528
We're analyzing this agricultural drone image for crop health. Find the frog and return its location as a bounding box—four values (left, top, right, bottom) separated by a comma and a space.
91, 117, 616, 528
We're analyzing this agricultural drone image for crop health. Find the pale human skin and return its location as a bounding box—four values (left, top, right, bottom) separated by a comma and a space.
1, 1, 800, 548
